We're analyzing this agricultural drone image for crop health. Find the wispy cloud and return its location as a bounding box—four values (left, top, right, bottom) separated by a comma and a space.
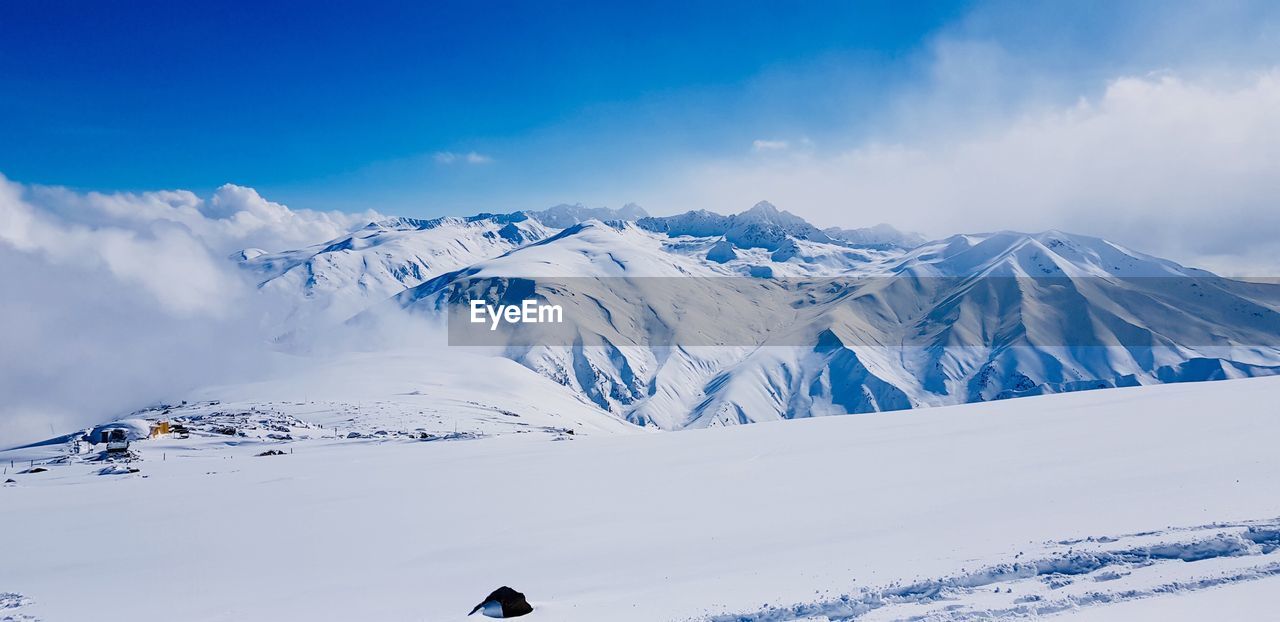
433, 151, 494, 165
751, 139, 789, 152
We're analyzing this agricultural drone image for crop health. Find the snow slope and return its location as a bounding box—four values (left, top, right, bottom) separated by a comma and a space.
0, 347, 635, 467
4, 376, 1280, 621
175, 349, 636, 438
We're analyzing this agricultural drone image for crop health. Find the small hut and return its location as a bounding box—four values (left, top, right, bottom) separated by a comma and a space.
88, 419, 151, 445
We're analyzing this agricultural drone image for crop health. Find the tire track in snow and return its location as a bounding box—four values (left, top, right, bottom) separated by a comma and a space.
702, 518, 1280, 621
0, 592, 37, 622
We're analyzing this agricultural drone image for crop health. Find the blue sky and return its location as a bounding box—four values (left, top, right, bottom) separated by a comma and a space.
3, 0, 1279, 235
1, 1, 962, 208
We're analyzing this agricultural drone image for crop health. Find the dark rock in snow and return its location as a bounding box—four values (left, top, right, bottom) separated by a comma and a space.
497, 222, 526, 244
770, 238, 803, 262
705, 238, 738, 263
469, 586, 533, 618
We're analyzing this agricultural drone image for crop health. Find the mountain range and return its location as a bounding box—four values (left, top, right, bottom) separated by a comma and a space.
236, 201, 1280, 429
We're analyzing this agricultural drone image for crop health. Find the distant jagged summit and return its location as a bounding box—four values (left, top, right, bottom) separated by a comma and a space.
637, 201, 832, 251
526, 203, 649, 228
365, 212, 530, 231
824, 223, 927, 250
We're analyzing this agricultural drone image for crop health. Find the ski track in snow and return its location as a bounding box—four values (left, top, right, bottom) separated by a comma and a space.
704, 518, 1280, 621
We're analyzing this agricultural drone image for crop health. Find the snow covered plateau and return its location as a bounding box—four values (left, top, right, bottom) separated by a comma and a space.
4, 377, 1280, 621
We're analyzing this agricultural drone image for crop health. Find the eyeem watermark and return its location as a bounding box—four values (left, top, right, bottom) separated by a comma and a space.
469, 299, 564, 331
446, 276, 1280, 346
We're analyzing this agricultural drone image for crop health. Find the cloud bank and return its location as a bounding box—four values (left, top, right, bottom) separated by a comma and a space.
0, 177, 383, 446
663, 70, 1280, 275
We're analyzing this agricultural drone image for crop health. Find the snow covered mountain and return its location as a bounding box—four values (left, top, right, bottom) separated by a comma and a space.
680, 230, 1280, 427
236, 212, 556, 327
236, 205, 655, 327
637, 200, 836, 251
237, 201, 1280, 430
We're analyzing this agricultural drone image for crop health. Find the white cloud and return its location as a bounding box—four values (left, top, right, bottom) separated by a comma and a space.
0, 178, 240, 316
664, 70, 1280, 275
0, 176, 384, 446
751, 139, 790, 152
433, 151, 494, 165
24, 182, 380, 258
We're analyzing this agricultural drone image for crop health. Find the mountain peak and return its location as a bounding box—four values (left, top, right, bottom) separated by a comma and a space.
617, 203, 650, 219
738, 201, 791, 223
736, 200, 818, 230
898, 229, 1205, 278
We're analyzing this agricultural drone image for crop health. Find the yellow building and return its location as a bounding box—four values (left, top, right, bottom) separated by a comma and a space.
149, 421, 171, 438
